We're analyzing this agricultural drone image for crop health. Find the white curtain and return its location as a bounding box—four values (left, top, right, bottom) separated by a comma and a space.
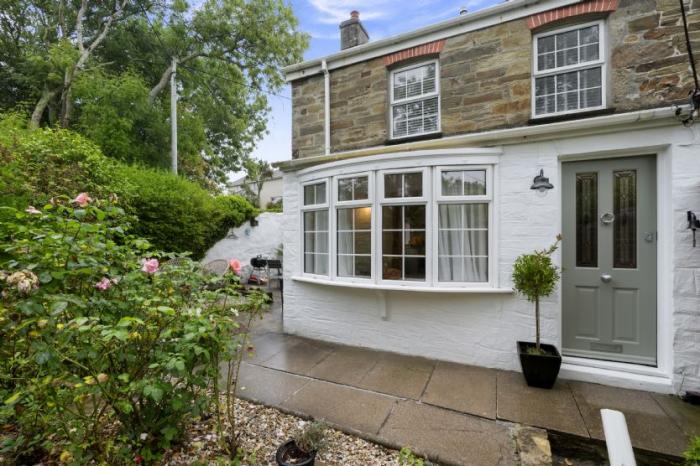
438, 204, 488, 282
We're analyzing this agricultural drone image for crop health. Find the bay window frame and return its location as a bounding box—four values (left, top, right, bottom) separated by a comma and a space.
432, 165, 495, 288
300, 178, 330, 278
531, 19, 607, 119
389, 59, 441, 140
332, 172, 375, 284
296, 151, 503, 291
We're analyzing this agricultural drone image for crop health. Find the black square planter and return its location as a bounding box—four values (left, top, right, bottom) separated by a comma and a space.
517, 341, 562, 389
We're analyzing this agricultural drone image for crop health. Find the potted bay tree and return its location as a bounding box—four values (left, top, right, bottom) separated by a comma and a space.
512, 235, 562, 389
276, 421, 327, 466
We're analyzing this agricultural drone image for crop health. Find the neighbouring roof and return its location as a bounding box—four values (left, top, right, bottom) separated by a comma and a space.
284, 0, 586, 82
230, 169, 283, 187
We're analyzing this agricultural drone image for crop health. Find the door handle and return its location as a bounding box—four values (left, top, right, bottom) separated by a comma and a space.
601, 274, 612, 283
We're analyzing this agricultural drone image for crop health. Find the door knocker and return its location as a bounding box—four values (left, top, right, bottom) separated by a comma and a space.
600, 212, 615, 225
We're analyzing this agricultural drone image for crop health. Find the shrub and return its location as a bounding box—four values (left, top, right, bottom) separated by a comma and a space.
511, 236, 561, 353
115, 165, 257, 258
0, 115, 257, 258
0, 197, 267, 464
294, 421, 328, 454
686, 436, 700, 466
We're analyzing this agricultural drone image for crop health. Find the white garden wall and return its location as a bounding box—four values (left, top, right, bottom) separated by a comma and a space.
281, 122, 700, 394
203, 212, 284, 266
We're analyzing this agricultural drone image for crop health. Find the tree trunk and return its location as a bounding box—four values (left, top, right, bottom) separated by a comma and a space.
149, 63, 174, 104
29, 86, 58, 129
535, 296, 541, 351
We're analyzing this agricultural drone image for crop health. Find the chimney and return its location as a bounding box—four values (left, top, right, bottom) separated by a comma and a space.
340, 10, 369, 50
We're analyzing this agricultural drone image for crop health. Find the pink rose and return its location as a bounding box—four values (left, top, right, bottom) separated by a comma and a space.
228, 259, 242, 275
141, 258, 159, 274
25, 206, 41, 215
95, 277, 112, 291
72, 192, 92, 207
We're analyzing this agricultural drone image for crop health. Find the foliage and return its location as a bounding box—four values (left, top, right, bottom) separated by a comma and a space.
115, 165, 257, 258
0, 197, 268, 464
0, 117, 257, 258
266, 198, 283, 212
239, 158, 274, 207
686, 436, 700, 466
294, 421, 328, 455
399, 447, 425, 466
0, 0, 308, 184
511, 236, 562, 351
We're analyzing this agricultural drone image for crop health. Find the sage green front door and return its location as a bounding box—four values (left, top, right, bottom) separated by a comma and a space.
562, 155, 657, 366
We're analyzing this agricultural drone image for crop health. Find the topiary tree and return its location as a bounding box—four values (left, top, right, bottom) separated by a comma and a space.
511, 235, 562, 353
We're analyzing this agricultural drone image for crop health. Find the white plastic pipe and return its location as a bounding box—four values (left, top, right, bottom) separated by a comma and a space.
601, 409, 636, 466
321, 59, 331, 155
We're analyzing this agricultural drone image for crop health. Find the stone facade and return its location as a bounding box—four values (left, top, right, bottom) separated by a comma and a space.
290, 0, 700, 158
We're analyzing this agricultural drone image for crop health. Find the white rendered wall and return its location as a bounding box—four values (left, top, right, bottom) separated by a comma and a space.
282, 124, 700, 392
203, 212, 284, 266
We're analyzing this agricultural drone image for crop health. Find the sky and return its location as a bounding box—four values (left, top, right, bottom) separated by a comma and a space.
249, 0, 504, 169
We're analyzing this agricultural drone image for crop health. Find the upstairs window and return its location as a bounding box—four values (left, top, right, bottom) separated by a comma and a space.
533, 21, 606, 118
390, 61, 440, 139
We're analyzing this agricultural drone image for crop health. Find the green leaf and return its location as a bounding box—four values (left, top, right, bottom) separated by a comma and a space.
161, 426, 178, 442
4, 392, 22, 405
50, 301, 68, 315
144, 385, 163, 403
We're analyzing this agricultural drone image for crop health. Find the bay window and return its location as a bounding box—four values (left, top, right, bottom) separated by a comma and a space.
436, 169, 490, 283
300, 160, 495, 289
532, 21, 606, 118
335, 174, 372, 279
302, 180, 329, 276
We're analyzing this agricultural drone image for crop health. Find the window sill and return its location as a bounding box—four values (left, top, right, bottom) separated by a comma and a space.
385, 132, 442, 146
291, 275, 513, 294
528, 108, 615, 125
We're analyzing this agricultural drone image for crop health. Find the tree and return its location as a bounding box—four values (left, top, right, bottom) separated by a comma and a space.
0, 0, 308, 185
239, 157, 273, 207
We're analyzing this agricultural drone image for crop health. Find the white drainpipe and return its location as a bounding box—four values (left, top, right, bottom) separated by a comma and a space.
321, 59, 331, 155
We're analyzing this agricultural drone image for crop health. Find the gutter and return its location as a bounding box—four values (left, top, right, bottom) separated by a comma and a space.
276, 106, 683, 172
321, 59, 330, 155
284, 0, 583, 82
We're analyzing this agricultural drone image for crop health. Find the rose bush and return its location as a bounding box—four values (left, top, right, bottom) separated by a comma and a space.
0, 196, 268, 464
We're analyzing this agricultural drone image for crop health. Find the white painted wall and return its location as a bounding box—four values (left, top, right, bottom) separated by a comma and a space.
203, 212, 284, 266
281, 123, 700, 393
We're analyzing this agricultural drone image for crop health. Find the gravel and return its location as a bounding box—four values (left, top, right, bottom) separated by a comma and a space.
163, 398, 406, 466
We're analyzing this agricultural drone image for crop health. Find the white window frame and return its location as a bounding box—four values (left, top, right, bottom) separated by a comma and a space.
377, 167, 431, 285
332, 172, 374, 283
389, 59, 441, 140
531, 20, 607, 119
300, 178, 330, 278
295, 151, 502, 291
432, 166, 495, 288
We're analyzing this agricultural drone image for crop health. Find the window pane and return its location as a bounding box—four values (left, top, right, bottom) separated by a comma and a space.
441, 171, 463, 196
304, 185, 316, 205
337, 208, 353, 230
580, 25, 599, 45
382, 205, 402, 229
355, 256, 371, 277
438, 203, 489, 282
405, 231, 426, 255
382, 231, 402, 255
614, 170, 637, 269
316, 183, 326, 204
384, 174, 403, 198
337, 232, 353, 254
464, 170, 486, 195
404, 205, 426, 229
404, 173, 423, 197
337, 255, 353, 277
354, 176, 369, 200
354, 206, 372, 230
391, 94, 439, 139
338, 178, 353, 201
355, 232, 371, 254
404, 257, 426, 280
576, 173, 598, 267
382, 256, 403, 280
538, 35, 555, 54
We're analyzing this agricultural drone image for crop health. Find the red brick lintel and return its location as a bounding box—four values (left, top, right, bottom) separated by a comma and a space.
383, 40, 446, 67
527, 0, 618, 30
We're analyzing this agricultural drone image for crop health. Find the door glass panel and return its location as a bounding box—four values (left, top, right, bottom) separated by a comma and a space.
614, 170, 637, 268
576, 172, 598, 267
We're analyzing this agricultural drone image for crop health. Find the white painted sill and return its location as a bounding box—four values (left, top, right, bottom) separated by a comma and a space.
292, 275, 513, 294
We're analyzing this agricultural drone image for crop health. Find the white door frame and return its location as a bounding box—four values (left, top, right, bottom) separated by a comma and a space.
555, 144, 673, 393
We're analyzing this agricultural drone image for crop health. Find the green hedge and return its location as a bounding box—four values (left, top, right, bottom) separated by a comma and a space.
0, 115, 257, 258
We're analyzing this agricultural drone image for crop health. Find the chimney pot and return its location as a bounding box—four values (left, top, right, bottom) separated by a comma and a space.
351, 10, 359, 19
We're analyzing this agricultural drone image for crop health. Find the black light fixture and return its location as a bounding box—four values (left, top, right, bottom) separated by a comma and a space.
531, 169, 554, 196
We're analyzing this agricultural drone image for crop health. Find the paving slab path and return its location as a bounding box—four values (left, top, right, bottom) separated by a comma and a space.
236, 297, 699, 465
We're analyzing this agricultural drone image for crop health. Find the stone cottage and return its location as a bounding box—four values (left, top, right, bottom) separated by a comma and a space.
277, 0, 700, 393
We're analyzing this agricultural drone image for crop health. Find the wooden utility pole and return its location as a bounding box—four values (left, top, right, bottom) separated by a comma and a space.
170, 57, 178, 174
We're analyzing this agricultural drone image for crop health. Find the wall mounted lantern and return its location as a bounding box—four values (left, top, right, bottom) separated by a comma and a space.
530, 169, 554, 196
